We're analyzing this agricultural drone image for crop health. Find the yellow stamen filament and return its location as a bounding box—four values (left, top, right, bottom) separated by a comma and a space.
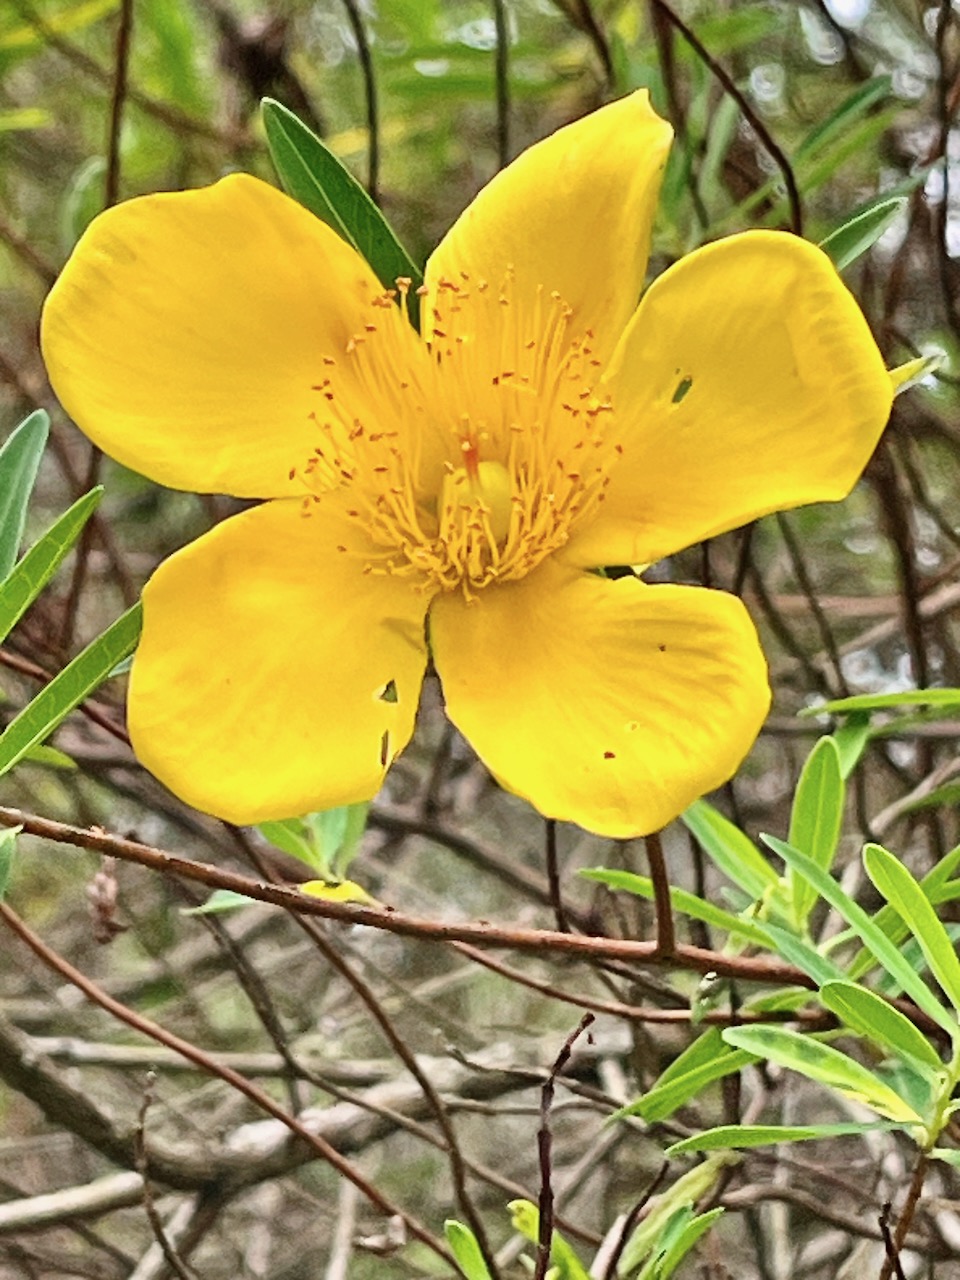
295, 273, 621, 598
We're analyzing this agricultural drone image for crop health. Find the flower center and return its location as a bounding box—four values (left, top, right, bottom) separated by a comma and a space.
293, 275, 621, 597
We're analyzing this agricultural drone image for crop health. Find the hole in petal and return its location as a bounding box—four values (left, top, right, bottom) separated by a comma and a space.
376, 679, 399, 703
379, 730, 391, 767
603, 750, 616, 760
672, 375, 693, 404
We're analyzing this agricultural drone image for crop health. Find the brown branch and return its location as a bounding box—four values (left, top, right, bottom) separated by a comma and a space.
0, 805, 815, 988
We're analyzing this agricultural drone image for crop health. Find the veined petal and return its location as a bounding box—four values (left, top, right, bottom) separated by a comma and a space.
565, 231, 893, 568
424, 91, 672, 371
431, 559, 770, 838
41, 174, 430, 499
130, 497, 430, 823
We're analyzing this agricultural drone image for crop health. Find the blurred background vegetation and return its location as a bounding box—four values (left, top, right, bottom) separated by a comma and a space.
1, 0, 960, 1277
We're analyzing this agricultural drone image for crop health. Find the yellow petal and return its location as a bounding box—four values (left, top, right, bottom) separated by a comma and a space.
42, 173, 428, 499
430, 558, 770, 838
129, 497, 430, 823
565, 231, 893, 568
424, 91, 672, 370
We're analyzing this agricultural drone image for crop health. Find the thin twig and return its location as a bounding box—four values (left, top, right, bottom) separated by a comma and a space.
133, 1074, 197, 1280
878, 1153, 929, 1280
775, 512, 849, 696
878, 1202, 908, 1280
601, 1161, 669, 1280
104, 0, 134, 209
492, 0, 510, 168
236, 829, 501, 1280
340, 0, 379, 201
645, 830, 675, 959
649, 0, 803, 234
534, 1015, 595, 1280
544, 820, 570, 933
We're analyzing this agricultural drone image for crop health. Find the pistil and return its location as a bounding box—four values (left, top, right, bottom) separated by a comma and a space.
293, 275, 623, 597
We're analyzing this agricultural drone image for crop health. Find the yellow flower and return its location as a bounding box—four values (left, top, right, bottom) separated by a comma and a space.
40, 92, 892, 838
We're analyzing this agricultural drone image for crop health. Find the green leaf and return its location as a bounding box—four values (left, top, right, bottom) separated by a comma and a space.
787, 737, 844, 927
863, 844, 960, 1015
617, 1046, 758, 1123
0, 107, 53, 133
819, 197, 905, 271
0, 488, 102, 646
831, 712, 871, 779
796, 77, 892, 160
0, 410, 49, 581
308, 801, 370, 880
258, 817, 323, 872
656, 1208, 725, 1280
843, 842, 960, 980
22, 744, 77, 770
444, 1221, 492, 1280
763, 835, 958, 1039
261, 99, 422, 326
506, 1201, 590, 1280
0, 603, 141, 777
929, 1147, 960, 1167
181, 889, 259, 917
666, 1120, 899, 1156
620, 1157, 734, 1275
0, 826, 18, 901
805, 689, 960, 715
819, 979, 945, 1074
682, 799, 779, 902
759, 922, 846, 987
581, 868, 775, 948
722, 1025, 924, 1122
259, 801, 370, 879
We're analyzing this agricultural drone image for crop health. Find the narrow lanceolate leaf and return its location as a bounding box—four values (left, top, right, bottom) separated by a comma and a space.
261, 99, 422, 325
656, 1209, 725, 1280
683, 799, 780, 903
617, 1047, 759, 1123
0, 488, 101, 646
257, 817, 323, 872
759, 922, 846, 987
763, 835, 958, 1039
819, 979, 944, 1074
444, 1221, 493, 1280
863, 843, 960, 1015
788, 737, 844, 928
666, 1121, 900, 1156
0, 826, 18, 901
181, 889, 259, 916
0, 410, 49, 580
722, 1025, 924, 1122
819, 197, 905, 271
0, 603, 141, 777
804, 688, 960, 715
581, 868, 775, 948
619, 1157, 733, 1276
831, 712, 871, 780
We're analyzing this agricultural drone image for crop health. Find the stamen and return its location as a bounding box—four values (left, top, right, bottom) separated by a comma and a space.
291, 274, 623, 597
